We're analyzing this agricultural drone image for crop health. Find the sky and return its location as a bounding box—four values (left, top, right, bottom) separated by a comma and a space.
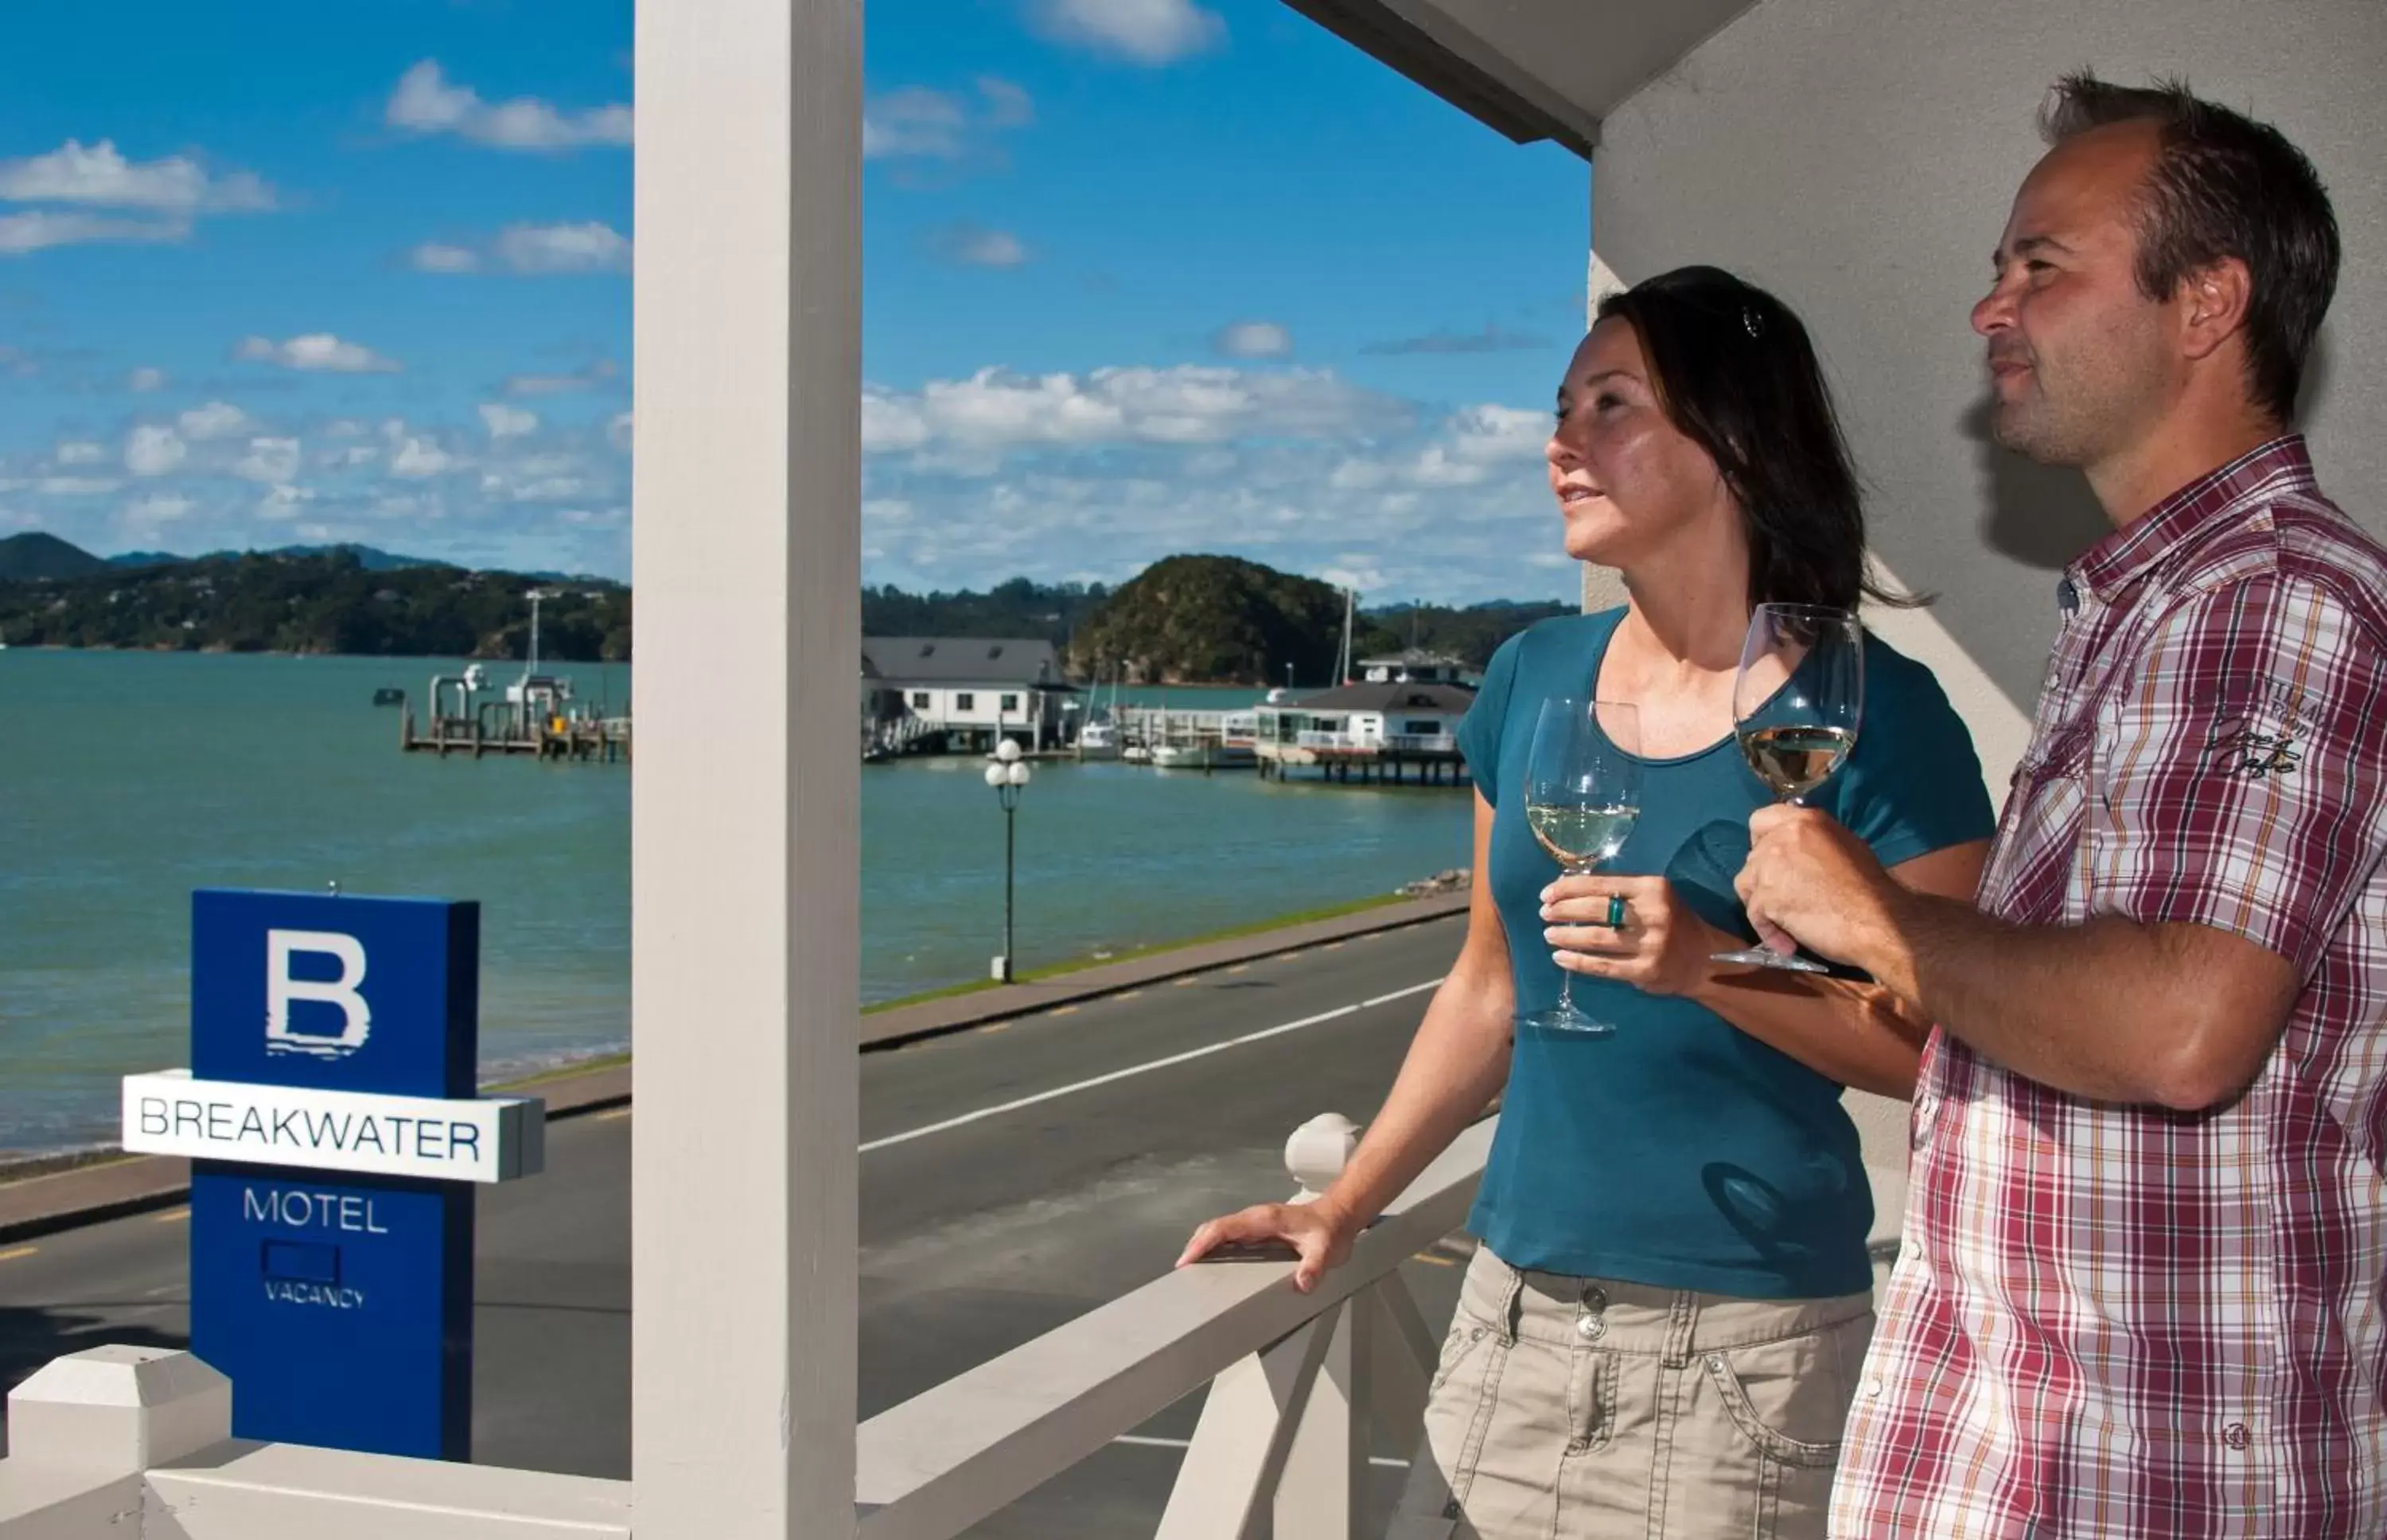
0, 0, 1593, 604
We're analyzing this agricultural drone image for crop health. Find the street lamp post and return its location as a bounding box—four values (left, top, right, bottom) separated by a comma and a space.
984, 738, 1031, 982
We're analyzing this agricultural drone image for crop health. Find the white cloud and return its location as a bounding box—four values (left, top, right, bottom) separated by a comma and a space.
127, 366, 166, 393
927, 223, 1029, 268
390, 437, 455, 478
487, 473, 592, 504
37, 476, 120, 496
478, 402, 538, 439
977, 77, 1036, 127
408, 241, 480, 273
1028, 0, 1224, 64
255, 483, 314, 519
53, 441, 107, 466
319, 444, 380, 469
863, 364, 1393, 460
506, 360, 618, 397
864, 78, 1034, 161
232, 437, 302, 483
855, 387, 1569, 604
861, 394, 929, 454
1443, 404, 1548, 463
1213, 321, 1291, 360
606, 411, 633, 453
122, 492, 192, 529
125, 425, 187, 476
177, 401, 251, 441
863, 87, 967, 160
0, 139, 275, 212
493, 221, 630, 274
387, 60, 632, 150
236, 334, 400, 373
0, 210, 185, 255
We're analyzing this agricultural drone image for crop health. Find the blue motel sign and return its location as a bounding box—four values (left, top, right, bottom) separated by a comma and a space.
121, 890, 544, 1460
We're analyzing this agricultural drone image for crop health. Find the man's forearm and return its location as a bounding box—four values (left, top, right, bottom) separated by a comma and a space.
1861, 891, 2237, 1106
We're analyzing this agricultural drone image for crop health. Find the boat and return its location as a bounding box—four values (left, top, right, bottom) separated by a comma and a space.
1148, 742, 1211, 770
372, 686, 406, 706
1076, 718, 1123, 760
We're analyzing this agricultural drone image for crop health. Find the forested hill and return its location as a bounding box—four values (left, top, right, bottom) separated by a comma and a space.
0, 534, 1569, 671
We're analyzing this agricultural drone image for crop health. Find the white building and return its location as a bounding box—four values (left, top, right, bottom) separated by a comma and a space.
860, 636, 1074, 752
1354, 649, 1470, 686
1253, 680, 1476, 784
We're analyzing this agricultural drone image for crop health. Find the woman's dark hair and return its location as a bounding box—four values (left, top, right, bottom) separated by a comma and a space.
2040, 72, 2338, 424
1594, 265, 1918, 612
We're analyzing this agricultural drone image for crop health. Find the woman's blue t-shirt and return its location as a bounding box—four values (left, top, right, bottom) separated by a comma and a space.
1457, 607, 1995, 1299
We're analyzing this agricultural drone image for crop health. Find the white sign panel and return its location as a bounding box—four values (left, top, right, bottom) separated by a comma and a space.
121, 1070, 545, 1184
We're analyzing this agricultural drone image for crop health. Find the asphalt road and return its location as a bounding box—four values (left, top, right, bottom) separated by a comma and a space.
0, 913, 1470, 1537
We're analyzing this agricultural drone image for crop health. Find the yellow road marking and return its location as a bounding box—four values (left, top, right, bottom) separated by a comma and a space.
1050, 1005, 1080, 1017
595, 1106, 633, 1121
1410, 1250, 1457, 1267
0, 1245, 37, 1262
1226, 964, 1249, 975
154, 1207, 191, 1223
1116, 990, 1143, 1001
1322, 941, 1345, 951
1174, 978, 1199, 988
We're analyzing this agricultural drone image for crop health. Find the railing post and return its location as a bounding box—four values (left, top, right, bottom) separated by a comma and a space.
1274, 1295, 1367, 1536
7, 1346, 230, 1478
1153, 1313, 1334, 1540
0, 1346, 231, 1538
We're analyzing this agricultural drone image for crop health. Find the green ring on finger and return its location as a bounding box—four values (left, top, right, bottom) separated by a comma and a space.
1605, 895, 1628, 929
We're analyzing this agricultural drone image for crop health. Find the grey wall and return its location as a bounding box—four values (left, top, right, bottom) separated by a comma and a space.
1591, 0, 2387, 709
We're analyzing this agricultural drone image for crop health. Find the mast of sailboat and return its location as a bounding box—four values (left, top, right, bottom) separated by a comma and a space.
1337, 585, 1355, 686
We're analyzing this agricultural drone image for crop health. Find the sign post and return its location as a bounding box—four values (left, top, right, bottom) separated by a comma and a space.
121, 889, 545, 1460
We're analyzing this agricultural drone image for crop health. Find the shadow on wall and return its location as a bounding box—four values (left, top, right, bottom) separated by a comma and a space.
1964, 395, 2108, 570
2302, 326, 2335, 431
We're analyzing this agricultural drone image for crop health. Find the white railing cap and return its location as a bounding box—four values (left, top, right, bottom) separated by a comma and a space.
855, 1116, 1493, 1539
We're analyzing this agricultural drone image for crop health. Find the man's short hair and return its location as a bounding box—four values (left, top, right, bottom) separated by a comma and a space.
2042, 72, 2340, 422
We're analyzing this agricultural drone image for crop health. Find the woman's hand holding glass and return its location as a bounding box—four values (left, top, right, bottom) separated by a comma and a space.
1540, 873, 1749, 998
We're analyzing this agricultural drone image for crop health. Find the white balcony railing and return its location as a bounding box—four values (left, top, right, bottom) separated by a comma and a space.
1381, 734, 1457, 754
0, 1114, 1490, 1540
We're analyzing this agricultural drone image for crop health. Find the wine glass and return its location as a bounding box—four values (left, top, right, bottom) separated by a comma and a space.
1712, 603, 1865, 973
1521, 697, 1641, 1036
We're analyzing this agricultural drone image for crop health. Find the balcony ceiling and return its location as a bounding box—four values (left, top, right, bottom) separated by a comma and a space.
1277, 0, 1760, 158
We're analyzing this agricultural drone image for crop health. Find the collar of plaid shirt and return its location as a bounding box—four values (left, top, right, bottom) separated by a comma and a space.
2070, 434, 2319, 605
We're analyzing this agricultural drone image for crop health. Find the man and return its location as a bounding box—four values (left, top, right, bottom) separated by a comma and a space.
1738, 74, 2384, 1537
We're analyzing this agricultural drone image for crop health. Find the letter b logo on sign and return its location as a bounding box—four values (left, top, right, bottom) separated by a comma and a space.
267, 929, 372, 1060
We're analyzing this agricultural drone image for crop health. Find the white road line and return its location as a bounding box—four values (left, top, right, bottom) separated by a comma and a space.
1362, 978, 1443, 1009
859, 977, 1447, 1155
1111, 1433, 1407, 1468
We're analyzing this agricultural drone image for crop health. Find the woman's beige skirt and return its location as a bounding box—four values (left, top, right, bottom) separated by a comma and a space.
1387, 1246, 1873, 1540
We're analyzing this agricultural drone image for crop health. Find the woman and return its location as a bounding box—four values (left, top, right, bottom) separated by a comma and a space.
1178, 266, 1995, 1539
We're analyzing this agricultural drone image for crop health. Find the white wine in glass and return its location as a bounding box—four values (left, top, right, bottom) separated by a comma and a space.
1520, 697, 1641, 1035
1713, 604, 1864, 974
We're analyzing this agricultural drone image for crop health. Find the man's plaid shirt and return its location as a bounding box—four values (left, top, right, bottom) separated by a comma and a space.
1832, 438, 2387, 1538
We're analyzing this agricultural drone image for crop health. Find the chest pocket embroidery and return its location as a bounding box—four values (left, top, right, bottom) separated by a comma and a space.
2204, 683, 2307, 782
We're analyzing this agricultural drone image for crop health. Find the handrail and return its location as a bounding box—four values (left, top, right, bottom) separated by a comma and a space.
852, 1118, 1493, 1539
0, 1118, 1490, 1540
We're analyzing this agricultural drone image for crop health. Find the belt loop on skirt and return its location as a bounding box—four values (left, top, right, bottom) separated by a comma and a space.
1661, 1289, 1697, 1369
1497, 1258, 1525, 1346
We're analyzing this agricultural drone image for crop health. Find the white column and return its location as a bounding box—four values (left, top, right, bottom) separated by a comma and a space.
632, 1, 860, 1535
